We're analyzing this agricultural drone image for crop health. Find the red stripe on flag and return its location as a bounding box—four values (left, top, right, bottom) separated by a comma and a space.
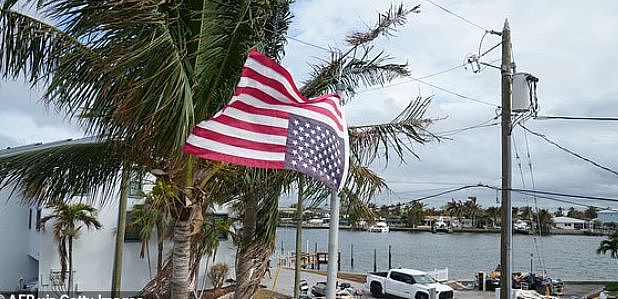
227, 100, 290, 120
183, 143, 285, 169
248, 49, 305, 102
235, 87, 344, 131
191, 126, 287, 153
214, 114, 288, 136
242, 67, 302, 104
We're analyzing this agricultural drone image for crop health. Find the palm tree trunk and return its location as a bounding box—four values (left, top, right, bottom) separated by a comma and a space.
171, 218, 191, 298
111, 166, 130, 296
235, 196, 258, 299
68, 236, 74, 295
171, 156, 194, 299
157, 239, 164, 275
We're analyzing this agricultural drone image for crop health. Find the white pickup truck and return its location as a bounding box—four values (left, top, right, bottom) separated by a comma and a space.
366, 268, 454, 299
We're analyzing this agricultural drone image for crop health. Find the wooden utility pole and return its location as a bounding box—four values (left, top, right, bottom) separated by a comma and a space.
294, 176, 305, 299
500, 19, 513, 299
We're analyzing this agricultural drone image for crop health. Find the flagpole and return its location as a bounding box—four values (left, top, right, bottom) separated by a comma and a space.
326, 83, 345, 299
326, 190, 340, 299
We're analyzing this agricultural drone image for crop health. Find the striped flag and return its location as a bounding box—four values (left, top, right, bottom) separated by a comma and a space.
184, 50, 349, 190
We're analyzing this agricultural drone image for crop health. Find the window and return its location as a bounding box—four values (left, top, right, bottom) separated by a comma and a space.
128, 171, 144, 198
36, 208, 42, 231
412, 274, 437, 285
390, 272, 413, 284
124, 212, 141, 242
213, 213, 229, 241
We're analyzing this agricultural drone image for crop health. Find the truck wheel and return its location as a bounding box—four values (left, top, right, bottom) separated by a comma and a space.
415, 292, 429, 299
370, 282, 384, 298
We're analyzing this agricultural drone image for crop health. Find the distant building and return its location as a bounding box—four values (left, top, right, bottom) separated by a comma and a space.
597, 209, 618, 224
552, 216, 589, 230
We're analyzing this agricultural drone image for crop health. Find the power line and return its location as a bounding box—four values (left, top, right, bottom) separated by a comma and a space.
405, 76, 498, 107
519, 123, 618, 177
421, 0, 491, 32
408, 183, 618, 205
359, 63, 467, 94
437, 117, 500, 136
535, 115, 618, 121
284, 34, 332, 52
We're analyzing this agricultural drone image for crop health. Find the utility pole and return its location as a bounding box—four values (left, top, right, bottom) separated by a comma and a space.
500, 19, 513, 299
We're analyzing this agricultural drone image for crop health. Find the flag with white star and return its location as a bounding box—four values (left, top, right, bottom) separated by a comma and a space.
184, 49, 349, 190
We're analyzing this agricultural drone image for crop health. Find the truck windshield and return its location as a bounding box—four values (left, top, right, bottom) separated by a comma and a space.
412, 274, 437, 285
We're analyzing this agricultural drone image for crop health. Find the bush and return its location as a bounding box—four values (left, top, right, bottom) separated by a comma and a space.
605, 281, 618, 291
207, 263, 229, 289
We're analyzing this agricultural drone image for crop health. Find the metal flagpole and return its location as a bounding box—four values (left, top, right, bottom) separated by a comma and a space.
326, 190, 340, 299
326, 82, 346, 299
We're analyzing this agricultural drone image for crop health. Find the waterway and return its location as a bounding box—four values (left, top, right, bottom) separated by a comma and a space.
275, 227, 618, 281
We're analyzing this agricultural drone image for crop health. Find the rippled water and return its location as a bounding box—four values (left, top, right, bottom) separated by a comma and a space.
275, 227, 618, 280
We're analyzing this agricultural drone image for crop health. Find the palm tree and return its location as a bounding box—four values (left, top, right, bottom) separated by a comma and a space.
1, 1, 283, 297
536, 208, 553, 236
0, 2, 433, 298
40, 202, 102, 294
597, 229, 618, 259
129, 179, 175, 274
520, 206, 534, 221
484, 206, 501, 228
407, 202, 426, 228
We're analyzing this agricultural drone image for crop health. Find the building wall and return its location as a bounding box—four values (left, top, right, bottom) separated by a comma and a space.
0, 188, 38, 290
36, 191, 165, 293
1, 178, 237, 293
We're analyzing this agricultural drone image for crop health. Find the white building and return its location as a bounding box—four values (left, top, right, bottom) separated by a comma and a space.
0, 140, 236, 294
597, 209, 618, 224
552, 216, 589, 230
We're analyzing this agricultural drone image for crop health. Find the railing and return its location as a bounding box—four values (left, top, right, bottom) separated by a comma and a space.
429, 268, 449, 282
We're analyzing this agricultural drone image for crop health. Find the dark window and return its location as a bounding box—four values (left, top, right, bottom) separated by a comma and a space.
124, 212, 141, 242
391, 272, 414, 284
36, 209, 42, 231
28, 209, 32, 230
213, 213, 229, 241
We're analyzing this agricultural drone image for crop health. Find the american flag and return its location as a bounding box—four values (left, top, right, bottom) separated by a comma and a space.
184, 50, 349, 190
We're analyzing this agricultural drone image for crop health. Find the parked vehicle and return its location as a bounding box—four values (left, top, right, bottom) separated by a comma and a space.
366, 268, 454, 299
311, 281, 354, 298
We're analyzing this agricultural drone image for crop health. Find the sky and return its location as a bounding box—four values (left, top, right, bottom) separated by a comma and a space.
1, 0, 618, 210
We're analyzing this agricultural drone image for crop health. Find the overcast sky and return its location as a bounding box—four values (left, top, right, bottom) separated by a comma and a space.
1, 0, 617, 210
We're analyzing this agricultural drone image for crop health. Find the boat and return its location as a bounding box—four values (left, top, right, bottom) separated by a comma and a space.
368, 221, 390, 233
514, 219, 532, 234
433, 217, 452, 233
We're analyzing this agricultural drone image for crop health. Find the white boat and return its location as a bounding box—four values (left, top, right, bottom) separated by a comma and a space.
368, 221, 390, 233
514, 219, 532, 234
433, 217, 452, 233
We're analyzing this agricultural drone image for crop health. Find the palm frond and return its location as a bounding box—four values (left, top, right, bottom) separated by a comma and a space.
0, 139, 128, 205
261, 0, 293, 62
300, 47, 409, 99
346, 3, 420, 46
348, 96, 437, 164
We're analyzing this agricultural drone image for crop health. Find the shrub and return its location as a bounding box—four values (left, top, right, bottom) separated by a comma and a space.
207, 263, 229, 289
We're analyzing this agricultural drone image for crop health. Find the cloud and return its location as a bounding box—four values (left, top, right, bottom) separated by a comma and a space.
2, 0, 618, 210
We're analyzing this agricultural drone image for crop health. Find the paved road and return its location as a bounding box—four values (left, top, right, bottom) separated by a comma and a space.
261, 267, 497, 299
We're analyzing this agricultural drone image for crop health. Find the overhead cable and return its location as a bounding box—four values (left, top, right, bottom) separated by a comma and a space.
421, 0, 492, 32
535, 116, 618, 121
519, 124, 618, 177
